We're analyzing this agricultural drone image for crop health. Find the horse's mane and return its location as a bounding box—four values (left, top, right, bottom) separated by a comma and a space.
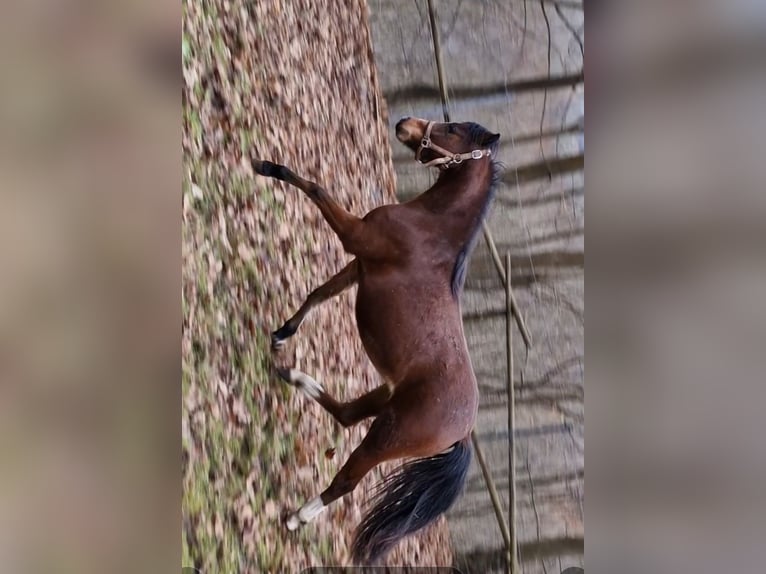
450, 123, 502, 298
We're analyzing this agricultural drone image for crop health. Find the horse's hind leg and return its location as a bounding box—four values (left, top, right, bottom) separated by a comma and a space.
286, 416, 394, 530
276, 368, 391, 427
252, 160, 393, 259
272, 259, 358, 350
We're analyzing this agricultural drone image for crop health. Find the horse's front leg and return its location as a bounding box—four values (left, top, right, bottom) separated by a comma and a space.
272, 259, 358, 350
252, 159, 392, 259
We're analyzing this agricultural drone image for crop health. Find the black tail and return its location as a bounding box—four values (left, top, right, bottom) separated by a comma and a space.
351, 436, 472, 565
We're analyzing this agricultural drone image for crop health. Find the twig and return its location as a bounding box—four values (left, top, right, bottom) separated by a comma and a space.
426, 0, 451, 122
554, 3, 584, 58
503, 122, 581, 146
526, 446, 547, 574
522, 0, 528, 54
383, 72, 584, 105
539, 0, 553, 179
501, 153, 583, 186
471, 430, 512, 550
506, 252, 519, 574
481, 223, 533, 350
530, 0, 582, 7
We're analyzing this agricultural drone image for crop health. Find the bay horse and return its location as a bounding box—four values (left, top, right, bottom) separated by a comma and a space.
252, 117, 500, 565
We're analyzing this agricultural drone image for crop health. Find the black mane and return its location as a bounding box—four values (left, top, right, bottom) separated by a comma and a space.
450, 122, 502, 298
466, 122, 500, 153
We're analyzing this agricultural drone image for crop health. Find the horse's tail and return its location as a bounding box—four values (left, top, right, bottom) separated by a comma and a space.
351, 435, 472, 565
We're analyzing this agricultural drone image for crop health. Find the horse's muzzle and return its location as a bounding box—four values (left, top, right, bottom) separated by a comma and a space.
395, 116, 425, 143
395, 117, 410, 138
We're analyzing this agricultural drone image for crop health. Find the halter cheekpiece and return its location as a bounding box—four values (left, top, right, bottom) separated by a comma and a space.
416, 121, 492, 169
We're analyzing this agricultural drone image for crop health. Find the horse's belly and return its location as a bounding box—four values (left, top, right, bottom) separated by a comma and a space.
354, 276, 461, 382
354, 283, 420, 380
355, 296, 403, 379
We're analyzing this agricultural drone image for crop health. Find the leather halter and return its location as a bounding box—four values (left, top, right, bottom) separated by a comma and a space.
416, 121, 492, 169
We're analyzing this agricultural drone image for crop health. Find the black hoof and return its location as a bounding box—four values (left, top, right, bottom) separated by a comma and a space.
275, 367, 292, 382
271, 324, 295, 350
252, 159, 276, 177
271, 332, 285, 351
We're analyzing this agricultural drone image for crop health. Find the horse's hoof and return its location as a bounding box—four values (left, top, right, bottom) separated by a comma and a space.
251, 159, 265, 174
252, 159, 277, 177
271, 331, 287, 351
271, 324, 295, 351
275, 367, 293, 384
285, 513, 301, 531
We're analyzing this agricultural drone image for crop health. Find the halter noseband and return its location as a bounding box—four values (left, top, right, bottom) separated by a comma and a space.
416, 121, 492, 169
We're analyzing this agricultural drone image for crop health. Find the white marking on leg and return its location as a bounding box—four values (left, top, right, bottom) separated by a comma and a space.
285, 512, 301, 531
288, 369, 324, 399
272, 337, 286, 350
298, 496, 326, 523
285, 496, 326, 531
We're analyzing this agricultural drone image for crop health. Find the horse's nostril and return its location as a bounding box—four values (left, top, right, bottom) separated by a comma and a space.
396, 117, 411, 130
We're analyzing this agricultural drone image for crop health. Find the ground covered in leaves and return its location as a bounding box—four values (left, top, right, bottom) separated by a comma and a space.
182, 1, 452, 571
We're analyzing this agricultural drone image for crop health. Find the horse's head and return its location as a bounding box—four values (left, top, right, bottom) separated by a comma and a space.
395, 117, 500, 168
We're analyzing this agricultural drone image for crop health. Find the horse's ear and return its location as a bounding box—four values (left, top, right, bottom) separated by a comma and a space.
483, 132, 500, 146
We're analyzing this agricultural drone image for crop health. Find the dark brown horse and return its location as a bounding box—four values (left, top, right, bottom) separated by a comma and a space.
253, 117, 500, 565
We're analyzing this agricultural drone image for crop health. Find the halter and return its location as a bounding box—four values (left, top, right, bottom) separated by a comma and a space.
416, 121, 492, 169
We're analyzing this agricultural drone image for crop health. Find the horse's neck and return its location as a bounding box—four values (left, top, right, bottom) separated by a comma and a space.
420, 162, 494, 236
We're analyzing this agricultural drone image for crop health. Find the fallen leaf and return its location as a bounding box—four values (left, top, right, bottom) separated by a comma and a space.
264, 499, 279, 520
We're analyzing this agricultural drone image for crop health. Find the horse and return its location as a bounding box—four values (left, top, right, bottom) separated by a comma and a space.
252, 116, 500, 565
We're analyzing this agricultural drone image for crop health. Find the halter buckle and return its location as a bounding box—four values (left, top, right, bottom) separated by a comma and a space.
421, 138, 431, 148
471, 149, 484, 160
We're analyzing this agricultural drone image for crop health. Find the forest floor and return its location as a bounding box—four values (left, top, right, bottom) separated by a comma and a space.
181, 0, 452, 571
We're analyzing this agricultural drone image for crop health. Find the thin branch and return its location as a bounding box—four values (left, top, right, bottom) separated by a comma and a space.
479, 387, 584, 409
505, 122, 582, 146
426, 0, 451, 122
506, 252, 519, 574
501, 153, 583, 186
482, 224, 534, 350
383, 72, 584, 105
522, 0, 528, 54
555, 2, 584, 58
526, 446, 548, 574
539, 0, 553, 179
471, 430, 513, 550
495, 186, 583, 210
